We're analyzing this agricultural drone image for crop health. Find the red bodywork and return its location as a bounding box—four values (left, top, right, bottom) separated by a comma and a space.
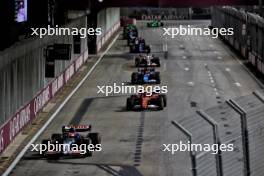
140, 93, 159, 109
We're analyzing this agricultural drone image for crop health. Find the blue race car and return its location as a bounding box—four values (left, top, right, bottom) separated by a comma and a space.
131, 68, 160, 84
41, 125, 101, 157
130, 38, 151, 53
127, 30, 138, 46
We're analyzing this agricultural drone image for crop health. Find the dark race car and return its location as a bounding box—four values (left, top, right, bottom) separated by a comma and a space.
135, 55, 160, 67
131, 68, 160, 84
126, 92, 167, 110
130, 38, 151, 53
123, 24, 138, 40
127, 32, 137, 46
41, 125, 101, 157
147, 20, 164, 27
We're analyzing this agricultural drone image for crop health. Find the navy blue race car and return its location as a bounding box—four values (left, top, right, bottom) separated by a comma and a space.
130, 38, 151, 53
41, 125, 101, 157
131, 68, 160, 84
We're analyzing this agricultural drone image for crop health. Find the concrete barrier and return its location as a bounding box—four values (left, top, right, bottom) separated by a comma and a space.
0, 49, 88, 154
96, 21, 120, 53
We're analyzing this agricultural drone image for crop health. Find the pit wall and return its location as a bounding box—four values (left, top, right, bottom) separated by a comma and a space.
96, 8, 120, 53
0, 9, 122, 154
0, 17, 90, 154
212, 7, 264, 73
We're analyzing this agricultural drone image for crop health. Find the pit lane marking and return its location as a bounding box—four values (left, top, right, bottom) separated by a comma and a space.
234, 82, 242, 87
187, 82, 194, 86
225, 68, 231, 72
162, 63, 167, 72
206, 66, 220, 96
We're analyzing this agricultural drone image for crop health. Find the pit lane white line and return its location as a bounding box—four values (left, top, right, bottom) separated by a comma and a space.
2, 33, 120, 176
187, 81, 194, 86
234, 82, 242, 87
207, 69, 220, 96
162, 63, 167, 72
225, 68, 231, 72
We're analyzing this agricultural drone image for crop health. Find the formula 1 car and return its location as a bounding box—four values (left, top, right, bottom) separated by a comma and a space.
147, 20, 164, 27
127, 92, 167, 110
41, 125, 101, 157
123, 24, 138, 39
127, 33, 137, 46
130, 38, 151, 53
135, 55, 160, 67
131, 68, 160, 84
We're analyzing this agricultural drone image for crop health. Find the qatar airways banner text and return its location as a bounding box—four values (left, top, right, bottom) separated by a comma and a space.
100, 0, 258, 8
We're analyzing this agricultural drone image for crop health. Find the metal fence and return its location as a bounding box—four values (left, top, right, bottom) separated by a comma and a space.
173, 91, 264, 176
211, 6, 264, 74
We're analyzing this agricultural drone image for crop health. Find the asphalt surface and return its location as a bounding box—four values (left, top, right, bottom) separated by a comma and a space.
9, 20, 262, 176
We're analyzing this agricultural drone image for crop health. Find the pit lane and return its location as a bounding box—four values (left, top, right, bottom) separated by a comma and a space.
9, 20, 261, 176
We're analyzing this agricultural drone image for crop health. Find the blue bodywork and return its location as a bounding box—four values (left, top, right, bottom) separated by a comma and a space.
139, 43, 144, 52
143, 74, 150, 82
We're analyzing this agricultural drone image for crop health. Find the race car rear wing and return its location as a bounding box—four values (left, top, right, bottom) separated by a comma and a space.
62, 125, 92, 132
138, 68, 155, 72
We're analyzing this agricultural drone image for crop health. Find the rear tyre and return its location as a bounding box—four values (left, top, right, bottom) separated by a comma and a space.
88, 133, 101, 145
135, 58, 140, 67
145, 46, 151, 54
51, 134, 63, 142
130, 45, 135, 53
161, 95, 167, 107
155, 72, 161, 84
131, 73, 138, 84
41, 139, 50, 156
83, 138, 93, 157
126, 98, 134, 110
157, 96, 164, 110
152, 58, 160, 67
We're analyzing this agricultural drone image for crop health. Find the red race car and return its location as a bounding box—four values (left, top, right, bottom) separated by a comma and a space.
126, 92, 167, 110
